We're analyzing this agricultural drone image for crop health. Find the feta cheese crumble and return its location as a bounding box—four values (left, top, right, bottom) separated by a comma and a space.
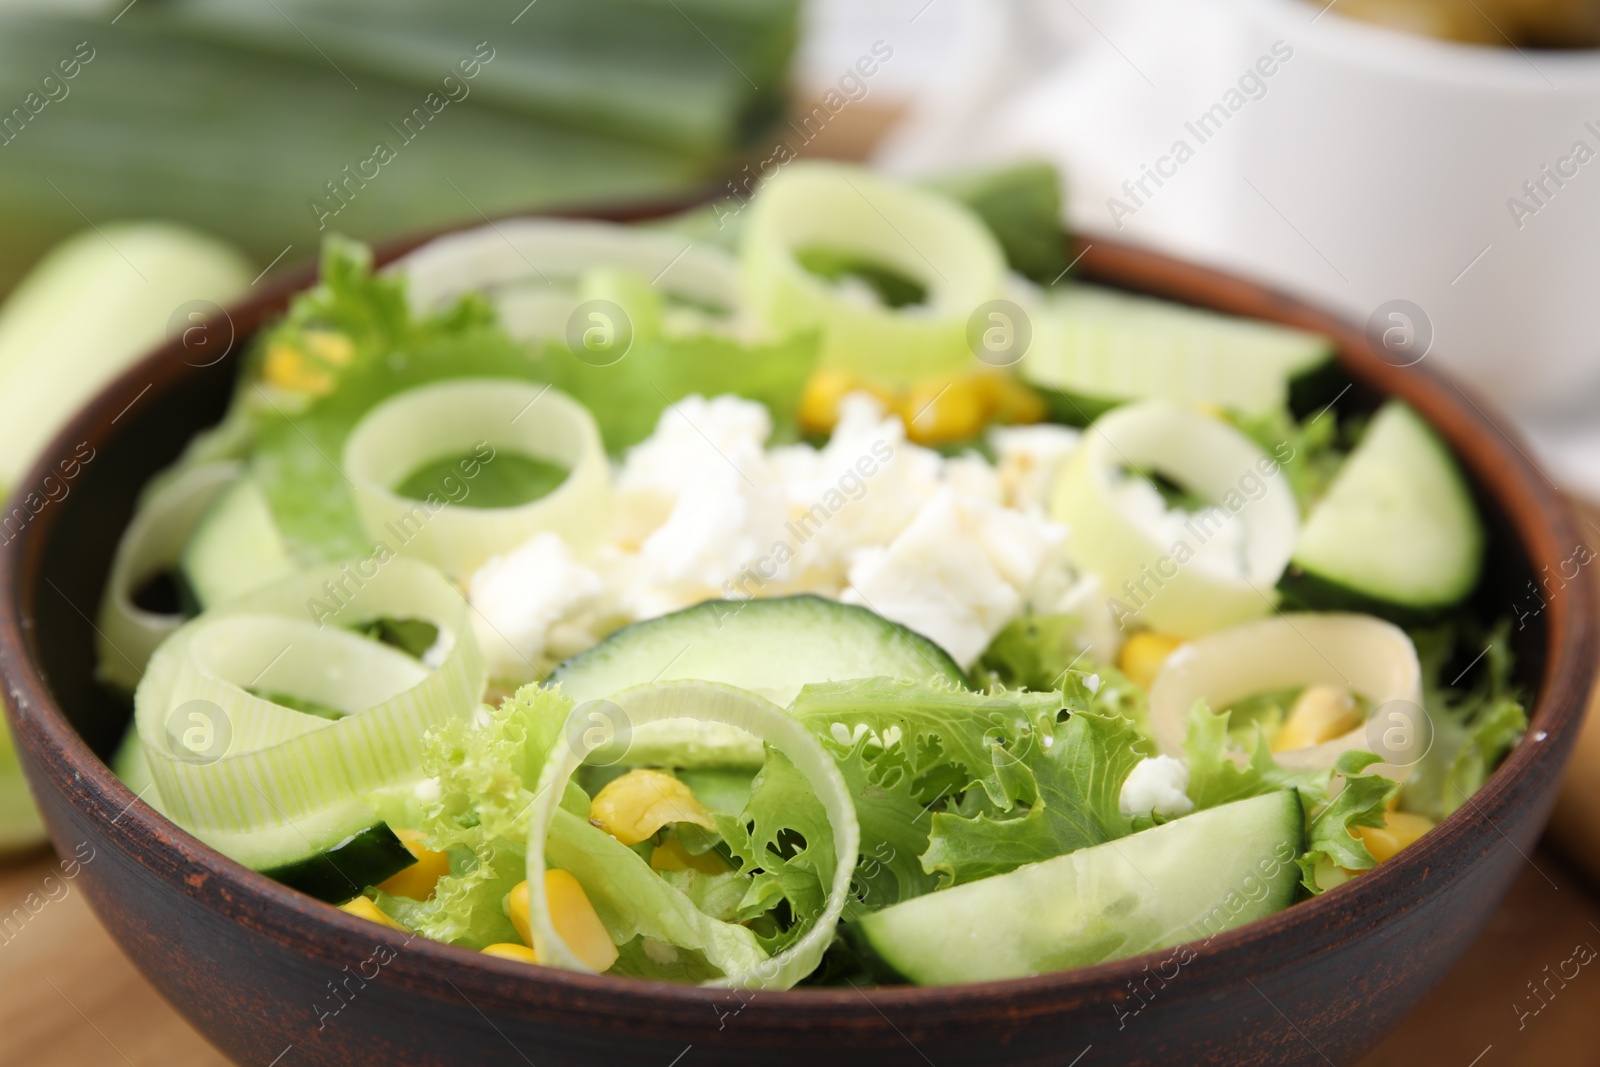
1118, 755, 1196, 819
467, 393, 1082, 680
468, 532, 606, 679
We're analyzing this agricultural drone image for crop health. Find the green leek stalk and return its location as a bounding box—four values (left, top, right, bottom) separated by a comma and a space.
134, 0, 800, 155
0, 4, 797, 294
0, 222, 253, 853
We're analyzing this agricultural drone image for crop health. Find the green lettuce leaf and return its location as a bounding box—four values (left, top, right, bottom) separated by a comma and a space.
244, 237, 536, 563
786, 678, 1059, 903
972, 615, 1154, 748
1183, 701, 1331, 812
368, 684, 585, 947
825, 731, 942, 914
789, 678, 1061, 813
370, 682, 773, 977
1297, 751, 1401, 894
228, 236, 820, 562
1401, 621, 1527, 820
922, 696, 1147, 886
712, 747, 838, 951
525, 328, 818, 452
789, 675, 1146, 892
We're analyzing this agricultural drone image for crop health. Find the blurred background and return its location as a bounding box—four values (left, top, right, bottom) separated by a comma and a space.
3, 0, 1600, 1063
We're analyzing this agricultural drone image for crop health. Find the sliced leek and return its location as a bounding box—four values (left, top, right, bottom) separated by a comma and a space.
395, 219, 742, 338
1148, 613, 1423, 777
0, 223, 252, 490
527, 681, 859, 990
134, 559, 484, 870
1023, 285, 1334, 415
1050, 400, 1299, 637
741, 163, 1006, 382
342, 379, 611, 581
96, 461, 243, 692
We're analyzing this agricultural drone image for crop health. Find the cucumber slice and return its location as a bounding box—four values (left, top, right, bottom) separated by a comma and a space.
552, 596, 964, 706
259, 822, 415, 904
179, 476, 295, 609
851, 790, 1304, 984
1284, 401, 1483, 613
549, 596, 966, 766
1022, 285, 1334, 417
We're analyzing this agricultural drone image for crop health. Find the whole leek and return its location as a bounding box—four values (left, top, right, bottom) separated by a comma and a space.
0, 222, 252, 854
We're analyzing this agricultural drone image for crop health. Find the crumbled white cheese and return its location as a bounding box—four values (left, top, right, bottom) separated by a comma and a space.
843, 487, 1065, 669
471, 393, 1084, 682
768, 392, 944, 594
613, 395, 791, 614
1119, 756, 1195, 819
468, 532, 605, 679
990, 423, 1081, 513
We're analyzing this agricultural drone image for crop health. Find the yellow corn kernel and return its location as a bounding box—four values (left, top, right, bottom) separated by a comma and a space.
798, 368, 858, 434
651, 836, 733, 875
508, 880, 533, 947
1272, 685, 1363, 753
482, 942, 540, 965
339, 895, 403, 930
1353, 811, 1436, 863
262, 342, 335, 396
590, 769, 715, 847
545, 869, 618, 972
799, 368, 896, 434
974, 371, 1046, 425
303, 329, 355, 366
901, 377, 989, 444
377, 828, 451, 901
508, 872, 619, 973
1117, 632, 1186, 691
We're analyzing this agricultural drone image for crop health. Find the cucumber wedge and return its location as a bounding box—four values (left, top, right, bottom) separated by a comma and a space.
180, 476, 296, 609
550, 596, 965, 766
1284, 401, 1483, 614
260, 822, 415, 904
551, 595, 964, 706
1022, 285, 1334, 419
851, 790, 1304, 984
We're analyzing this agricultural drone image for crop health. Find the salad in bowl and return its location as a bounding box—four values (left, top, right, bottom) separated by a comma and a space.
96, 162, 1522, 990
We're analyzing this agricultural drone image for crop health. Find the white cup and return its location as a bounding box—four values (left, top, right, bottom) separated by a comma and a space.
962, 0, 1600, 417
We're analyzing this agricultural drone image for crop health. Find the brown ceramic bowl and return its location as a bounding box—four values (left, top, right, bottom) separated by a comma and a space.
0, 221, 1593, 1067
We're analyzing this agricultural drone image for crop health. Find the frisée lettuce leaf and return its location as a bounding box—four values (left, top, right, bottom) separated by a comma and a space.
1402, 621, 1527, 821
785, 675, 1148, 893
920, 697, 1146, 887
1297, 751, 1402, 893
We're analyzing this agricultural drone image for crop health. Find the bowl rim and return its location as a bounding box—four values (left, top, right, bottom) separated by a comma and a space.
0, 221, 1594, 1026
